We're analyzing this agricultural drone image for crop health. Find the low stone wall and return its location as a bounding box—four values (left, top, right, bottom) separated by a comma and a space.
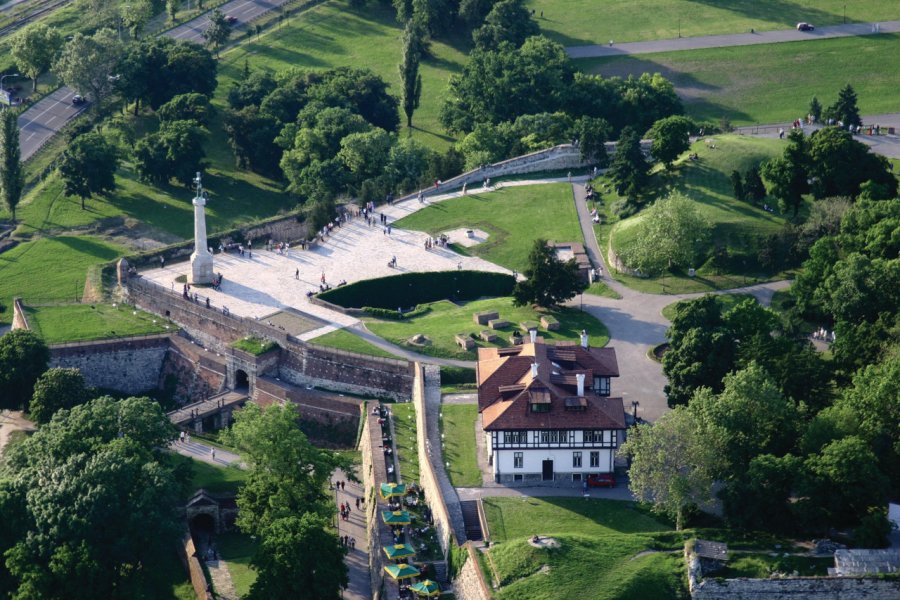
361, 408, 393, 600
11, 298, 29, 331
49, 334, 171, 395
413, 363, 466, 555
453, 543, 492, 600
178, 532, 211, 600
307, 295, 367, 317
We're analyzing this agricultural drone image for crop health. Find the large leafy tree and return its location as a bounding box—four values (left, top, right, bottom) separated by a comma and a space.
158, 92, 212, 126
119, 0, 154, 39
807, 126, 897, 200
472, 0, 538, 50
720, 453, 801, 532
621, 406, 723, 530
30, 368, 92, 424
133, 119, 207, 186
53, 28, 123, 102
0, 330, 49, 411
0, 396, 185, 599
761, 128, 809, 217
10, 23, 63, 91
512, 239, 587, 308
59, 131, 119, 209
617, 192, 709, 276
203, 10, 232, 57
607, 126, 649, 203
647, 115, 693, 169
0, 110, 24, 222
575, 116, 611, 166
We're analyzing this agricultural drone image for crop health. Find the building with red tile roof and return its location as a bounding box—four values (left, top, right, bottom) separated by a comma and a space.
477, 331, 625, 484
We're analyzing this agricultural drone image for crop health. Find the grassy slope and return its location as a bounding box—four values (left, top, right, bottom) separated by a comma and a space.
391, 402, 420, 483
530, 0, 899, 46
484, 497, 686, 600
217, 532, 258, 597
365, 297, 610, 360
579, 34, 900, 126
394, 184, 584, 272
0, 236, 126, 324
25, 304, 173, 343
440, 404, 481, 487
215, 0, 466, 151
309, 328, 400, 359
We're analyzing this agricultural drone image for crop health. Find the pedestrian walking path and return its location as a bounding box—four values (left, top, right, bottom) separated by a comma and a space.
171, 437, 243, 467
333, 468, 372, 600
567, 20, 900, 59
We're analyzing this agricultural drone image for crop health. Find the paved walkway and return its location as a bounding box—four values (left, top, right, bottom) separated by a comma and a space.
171, 437, 243, 467
567, 20, 900, 58
457, 483, 634, 502
333, 468, 371, 600
735, 115, 900, 159
0, 410, 35, 456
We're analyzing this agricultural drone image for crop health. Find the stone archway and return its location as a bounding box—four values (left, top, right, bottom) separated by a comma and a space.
235, 369, 249, 391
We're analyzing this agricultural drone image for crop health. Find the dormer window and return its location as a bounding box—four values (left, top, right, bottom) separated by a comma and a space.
530, 402, 550, 413
593, 377, 611, 396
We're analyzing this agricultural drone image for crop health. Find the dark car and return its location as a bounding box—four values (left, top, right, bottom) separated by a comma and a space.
72, 94, 85, 105
587, 473, 616, 488
796, 22, 815, 31
225, 15, 238, 24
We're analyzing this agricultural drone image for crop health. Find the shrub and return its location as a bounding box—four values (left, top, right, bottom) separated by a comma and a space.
320, 271, 516, 309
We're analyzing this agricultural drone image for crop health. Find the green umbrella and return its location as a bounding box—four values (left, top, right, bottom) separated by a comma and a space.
382, 510, 412, 525
383, 563, 420, 580
383, 543, 416, 560
410, 580, 441, 596
380, 482, 408, 499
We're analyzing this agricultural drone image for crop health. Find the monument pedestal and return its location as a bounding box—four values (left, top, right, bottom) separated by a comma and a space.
189, 175, 215, 285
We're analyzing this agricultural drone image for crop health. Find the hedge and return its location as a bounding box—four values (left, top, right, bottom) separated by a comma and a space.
318, 271, 516, 310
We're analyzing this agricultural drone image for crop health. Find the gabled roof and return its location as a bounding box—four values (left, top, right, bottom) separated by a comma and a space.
483, 392, 625, 431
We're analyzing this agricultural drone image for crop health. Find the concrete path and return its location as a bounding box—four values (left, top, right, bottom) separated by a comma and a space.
735, 115, 900, 159
457, 483, 634, 502
441, 393, 478, 405
0, 410, 35, 456
171, 437, 243, 467
333, 468, 372, 600
567, 20, 900, 59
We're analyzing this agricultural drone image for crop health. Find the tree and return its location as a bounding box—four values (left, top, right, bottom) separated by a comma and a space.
119, 0, 154, 39
720, 453, 801, 532
166, 0, 179, 22
203, 10, 232, 57
247, 514, 347, 600
158, 92, 211, 125
648, 115, 692, 169
607, 126, 649, 203
512, 239, 586, 308
742, 164, 766, 204
0, 330, 49, 411
825, 84, 862, 127
621, 406, 722, 530
0, 396, 186, 598
574, 116, 611, 166
59, 131, 119, 209
29, 368, 92, 424
617, 192, 710, 276
398, 20, 424, 127
807, 126, 897, 200
222, 105, 282, 174
133, 119, 207, 186
338, 128, 394, 186
808, 95, 822, 122
10, 23, 63, 91
53, 29, 123, 102
0, 110, 24, 222
761, 129, 808, 217
729, 170, 744, 202
472, 0, 538, 50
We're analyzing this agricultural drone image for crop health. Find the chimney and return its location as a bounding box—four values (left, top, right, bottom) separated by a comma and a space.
529, 329, 537, 343
531, 362, 538, 378
580, 329, 589, 349
576, 373, 585, 397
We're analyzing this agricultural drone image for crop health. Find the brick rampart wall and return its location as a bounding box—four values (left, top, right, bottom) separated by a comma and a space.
453, 543, 492, 600
49, 334, 171, 395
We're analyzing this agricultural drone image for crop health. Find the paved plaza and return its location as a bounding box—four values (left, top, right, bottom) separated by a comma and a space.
141, 188, 517, 340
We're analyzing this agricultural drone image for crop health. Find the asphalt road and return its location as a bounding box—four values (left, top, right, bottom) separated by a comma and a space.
18, 85, 87, 161
567, 19, 900, 59
17, 0, 296, 159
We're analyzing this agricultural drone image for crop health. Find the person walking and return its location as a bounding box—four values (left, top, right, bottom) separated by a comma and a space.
211, 448, 216, 462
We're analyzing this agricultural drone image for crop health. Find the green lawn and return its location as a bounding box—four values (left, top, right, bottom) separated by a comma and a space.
394, 184, 583, 272
531, 0, 899, 46
580, 34, 900, 126
0, 236, 126, 325
593, 135, 799, 294
215, 0, 467, 151
24, 304, 173, 344
310, 328, 401, 359
365, 297, 609, 360
391, 403, 420, 484
217, 532, 259, 598
483, 497, 686, 600
660, 293, 755, 321
719, 553, 833, 578
440, 404, 481, 488
584, 280, 621, 299
172, 454, 249, 496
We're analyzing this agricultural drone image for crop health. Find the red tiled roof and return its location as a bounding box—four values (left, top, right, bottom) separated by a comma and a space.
483, 393, 625, 430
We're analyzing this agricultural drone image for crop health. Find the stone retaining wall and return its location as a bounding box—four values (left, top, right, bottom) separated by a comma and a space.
161, 335, 228, 402
361, 408, 392, 600
453, 543, 491, 600
49, 334, 171, 395
178, 532, 211, 600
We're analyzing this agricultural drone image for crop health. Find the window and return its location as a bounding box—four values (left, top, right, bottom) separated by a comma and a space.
514, 452, 523, 468
584, 430, 603, 443
514, 474, 524, 482
590, 451, 600, 468
503, 431, 526, 445
530, 403, 550, 413
572, 452, 582, 468
572, 473, 582, 481
540, 430, 564, 444
598, 377, 611, 396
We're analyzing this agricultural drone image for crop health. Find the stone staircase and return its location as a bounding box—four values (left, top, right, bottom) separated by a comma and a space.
460, 500, 483, 541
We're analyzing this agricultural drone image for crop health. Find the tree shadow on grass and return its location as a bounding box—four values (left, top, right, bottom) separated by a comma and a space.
684, 0, 844, 30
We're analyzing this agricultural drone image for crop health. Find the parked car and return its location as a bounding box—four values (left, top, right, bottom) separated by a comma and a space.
587, 473, 616, 488
796, 22, 815, 31
225, 15, 238, 24
72, 94, 85, 105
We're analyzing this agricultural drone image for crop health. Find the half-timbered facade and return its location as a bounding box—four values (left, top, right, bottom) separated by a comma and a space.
477, 332, 625, 484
